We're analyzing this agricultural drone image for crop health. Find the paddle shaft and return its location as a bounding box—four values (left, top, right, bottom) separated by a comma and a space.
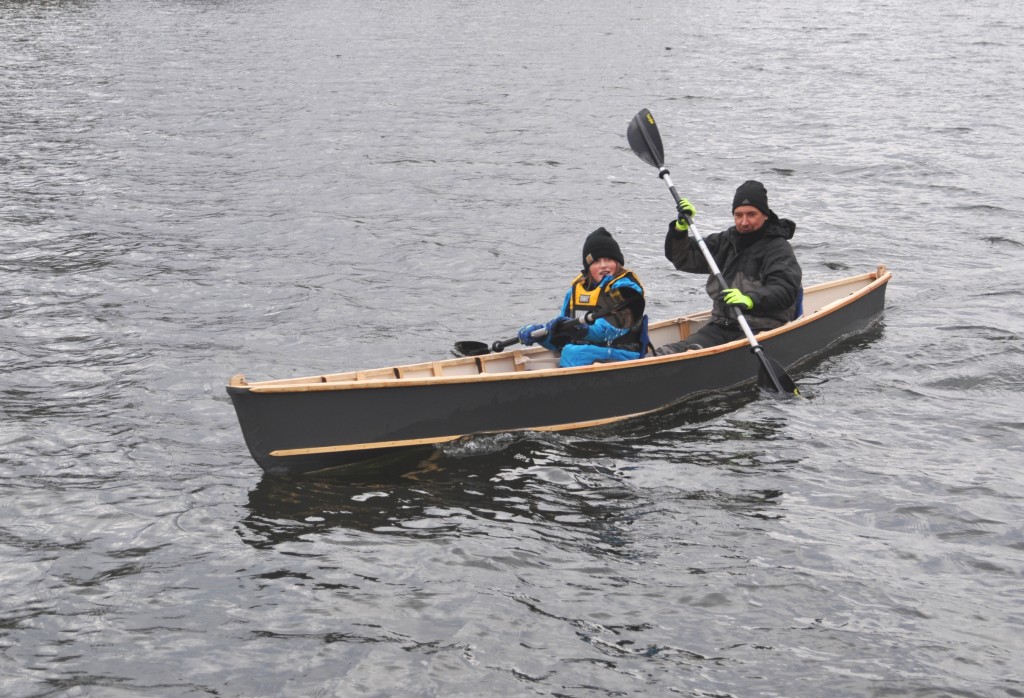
491, 329, 544, 353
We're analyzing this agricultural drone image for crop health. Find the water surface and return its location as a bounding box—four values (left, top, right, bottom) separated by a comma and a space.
1, 1, 1022, 696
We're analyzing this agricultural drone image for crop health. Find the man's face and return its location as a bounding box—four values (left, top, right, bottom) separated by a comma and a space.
733, 205, 768, 234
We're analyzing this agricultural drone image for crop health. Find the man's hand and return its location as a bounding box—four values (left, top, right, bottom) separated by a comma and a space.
674, 198, 696, 233
720, 288, 753, 310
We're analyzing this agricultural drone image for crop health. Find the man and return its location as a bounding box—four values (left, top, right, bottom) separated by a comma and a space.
656, 180, 802, 355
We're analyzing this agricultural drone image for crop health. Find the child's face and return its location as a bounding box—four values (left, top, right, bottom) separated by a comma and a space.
588, 257, 620, 284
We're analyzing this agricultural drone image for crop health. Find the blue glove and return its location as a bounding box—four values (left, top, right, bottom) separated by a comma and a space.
518, 323, 546, 345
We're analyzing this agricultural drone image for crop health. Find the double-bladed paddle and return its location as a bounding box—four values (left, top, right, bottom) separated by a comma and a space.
626, 108, 799, 396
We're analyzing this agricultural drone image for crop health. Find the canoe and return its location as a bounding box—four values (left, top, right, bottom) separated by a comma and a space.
227, 265, 891, 475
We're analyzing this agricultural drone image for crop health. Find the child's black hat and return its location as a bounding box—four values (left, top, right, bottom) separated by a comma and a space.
582, 227, 624, 268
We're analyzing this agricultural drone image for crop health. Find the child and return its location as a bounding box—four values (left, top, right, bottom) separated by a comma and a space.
519, 227, 648, 368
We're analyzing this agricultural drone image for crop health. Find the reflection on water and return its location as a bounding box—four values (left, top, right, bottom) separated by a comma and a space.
241, 437, 642, 546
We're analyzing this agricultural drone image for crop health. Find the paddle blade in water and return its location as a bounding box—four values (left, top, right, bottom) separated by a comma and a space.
627, 108, 665, 168
756, 354, 800, 396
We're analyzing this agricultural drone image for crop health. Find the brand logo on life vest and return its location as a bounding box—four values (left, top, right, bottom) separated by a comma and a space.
579, 294, 592, 303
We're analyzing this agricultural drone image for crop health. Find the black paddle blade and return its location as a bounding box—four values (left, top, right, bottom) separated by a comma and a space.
756, 353, 800, 396
453, 341, 490, 357
453, 335, 521, 357
627, 108, 665, 168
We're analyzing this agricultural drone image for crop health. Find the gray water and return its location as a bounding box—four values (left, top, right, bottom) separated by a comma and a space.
2, 1, 1023, 696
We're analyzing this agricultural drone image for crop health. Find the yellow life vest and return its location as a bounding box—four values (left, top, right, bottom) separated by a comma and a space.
567, 269, 644, 319
564, 269, 646, 353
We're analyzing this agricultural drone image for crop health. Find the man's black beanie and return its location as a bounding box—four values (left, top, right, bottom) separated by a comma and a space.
732, 180, 770, 215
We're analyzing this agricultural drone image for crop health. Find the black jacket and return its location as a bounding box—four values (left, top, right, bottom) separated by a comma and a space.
664, 212, 802, 331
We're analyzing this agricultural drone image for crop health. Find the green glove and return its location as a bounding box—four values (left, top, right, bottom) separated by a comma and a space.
674, 198, 697, 232
721, 288, 753, 310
